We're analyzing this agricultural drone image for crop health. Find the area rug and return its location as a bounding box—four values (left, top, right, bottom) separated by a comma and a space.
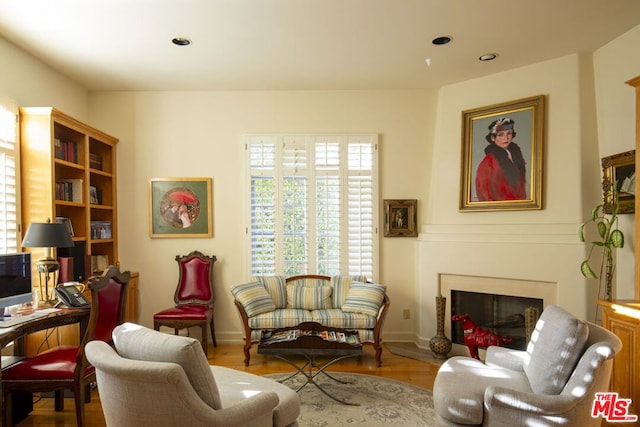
384, 342, 437, 364
264, 372, 435, 426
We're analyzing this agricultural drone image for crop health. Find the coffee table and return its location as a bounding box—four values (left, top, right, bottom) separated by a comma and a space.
257, 321, 363, 405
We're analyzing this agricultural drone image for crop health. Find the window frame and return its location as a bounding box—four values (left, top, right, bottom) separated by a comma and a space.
245, 133, 379, 280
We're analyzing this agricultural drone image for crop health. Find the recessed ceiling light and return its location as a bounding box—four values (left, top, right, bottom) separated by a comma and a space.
479, 53, 497, 61
432, 36, 452, 46
172, 37, 191, 46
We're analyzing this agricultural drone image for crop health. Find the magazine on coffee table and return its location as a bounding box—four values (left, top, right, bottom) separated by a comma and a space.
260, 328, 360, 345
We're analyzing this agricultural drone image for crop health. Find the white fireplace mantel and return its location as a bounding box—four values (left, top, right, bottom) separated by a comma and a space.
415, 222, 593, 353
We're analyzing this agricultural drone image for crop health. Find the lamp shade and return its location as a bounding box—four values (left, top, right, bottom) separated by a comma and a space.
21, 222, 74, 249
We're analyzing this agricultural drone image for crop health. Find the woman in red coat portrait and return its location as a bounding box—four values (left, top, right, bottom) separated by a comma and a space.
475, 117, 527, 201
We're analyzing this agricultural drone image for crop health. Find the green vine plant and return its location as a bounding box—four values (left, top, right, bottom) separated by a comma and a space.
578, 185, 625, 301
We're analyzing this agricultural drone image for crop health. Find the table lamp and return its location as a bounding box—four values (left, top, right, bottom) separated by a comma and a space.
21, 218, 74, 306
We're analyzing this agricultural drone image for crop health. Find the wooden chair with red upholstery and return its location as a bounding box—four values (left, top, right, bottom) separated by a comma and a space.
1, 265, 130, 427
153, 250, 217, 355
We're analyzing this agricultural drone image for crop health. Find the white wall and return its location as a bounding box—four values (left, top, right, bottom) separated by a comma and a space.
593, 24, 640, 299
417, 54, 599, 346
88, 89, 437, 342
0, 36, 89, 119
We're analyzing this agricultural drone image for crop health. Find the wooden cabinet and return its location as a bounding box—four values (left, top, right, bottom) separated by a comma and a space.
599, 300, 640, 421
19, 107, 118, 277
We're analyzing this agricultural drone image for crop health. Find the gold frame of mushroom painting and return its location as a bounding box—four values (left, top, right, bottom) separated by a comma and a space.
459, 95, 545, 212
149, 177, 213, 238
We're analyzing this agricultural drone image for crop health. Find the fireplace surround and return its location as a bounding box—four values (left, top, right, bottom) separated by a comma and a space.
440, 274, 557, 356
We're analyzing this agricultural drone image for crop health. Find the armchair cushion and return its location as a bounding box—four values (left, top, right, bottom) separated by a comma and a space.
231, 281, 276, 317
341, 282, 386, 316
523, 305, 588, 395
112, 323, 222, 410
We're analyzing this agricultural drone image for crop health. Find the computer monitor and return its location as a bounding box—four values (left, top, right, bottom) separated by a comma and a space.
0, 253, 32, 313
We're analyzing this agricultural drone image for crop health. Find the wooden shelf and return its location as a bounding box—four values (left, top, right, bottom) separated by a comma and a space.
20, 107, 119, 279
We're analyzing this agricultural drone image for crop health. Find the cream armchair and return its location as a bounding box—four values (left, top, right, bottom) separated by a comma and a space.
433, 305, 622, 427
86, 323, 300, 427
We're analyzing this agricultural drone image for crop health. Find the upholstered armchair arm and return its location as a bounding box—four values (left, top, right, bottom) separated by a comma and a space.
213, 392, 279, 426
485, 385, 580, 416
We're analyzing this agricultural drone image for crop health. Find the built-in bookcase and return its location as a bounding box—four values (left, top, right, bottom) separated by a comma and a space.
20, 107, 118, 279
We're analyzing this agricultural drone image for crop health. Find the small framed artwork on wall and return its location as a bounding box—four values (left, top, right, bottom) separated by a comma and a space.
149, 177, 213, 238
383, 199, 418, 237
602, 150, 635, 214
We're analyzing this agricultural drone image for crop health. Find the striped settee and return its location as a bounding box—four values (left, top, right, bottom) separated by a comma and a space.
231, 275, 390, 367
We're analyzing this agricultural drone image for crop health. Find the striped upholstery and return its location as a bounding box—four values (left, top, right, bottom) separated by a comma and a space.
311, 309, 377, 329
331, 275, 368, 308
248, 309, 313, 329
286, 284, 332, 310
341, 282, 387, 316
287, 277, 329, 287
255, 276, 287, 308
230, 281, 275, 317
234, 274, 389, 367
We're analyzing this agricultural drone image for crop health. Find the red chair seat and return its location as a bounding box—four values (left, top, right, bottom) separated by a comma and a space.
2, 346, 95, 381
153, 304, 209, 321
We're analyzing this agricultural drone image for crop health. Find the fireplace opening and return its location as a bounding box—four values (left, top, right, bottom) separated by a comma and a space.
451, 290, 543, 350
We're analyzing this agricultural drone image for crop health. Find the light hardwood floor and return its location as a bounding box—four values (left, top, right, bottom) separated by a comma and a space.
15, 342, 439, 426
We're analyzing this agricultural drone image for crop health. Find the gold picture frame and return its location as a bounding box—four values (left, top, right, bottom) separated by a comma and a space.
149, 177, 213, 238
384, 199, 417, 237
460, 95, 545, 212
602, 150, 635, 214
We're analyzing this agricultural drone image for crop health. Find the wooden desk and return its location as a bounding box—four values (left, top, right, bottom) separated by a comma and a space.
0, 308, 90, 357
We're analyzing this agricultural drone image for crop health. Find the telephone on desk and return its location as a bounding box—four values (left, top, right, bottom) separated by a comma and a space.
55, 283, 90, 308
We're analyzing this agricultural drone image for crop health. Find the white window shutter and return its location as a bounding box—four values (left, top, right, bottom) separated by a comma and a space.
0, 100, 19, 254
247, 134, 378, 280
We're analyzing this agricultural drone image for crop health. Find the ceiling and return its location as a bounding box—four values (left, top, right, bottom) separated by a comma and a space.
1, 0, 639, 92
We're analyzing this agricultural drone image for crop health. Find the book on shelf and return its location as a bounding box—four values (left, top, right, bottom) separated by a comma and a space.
54, 138, 79, 163
56, 179, 83, 202
90, 221, 111, 239
89, 185, 101, 204
57, 257, 74, 283
91, 255, 109, 274
89, 152, 103, 171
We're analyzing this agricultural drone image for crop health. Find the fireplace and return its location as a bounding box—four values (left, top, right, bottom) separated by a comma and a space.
438, 274, 557, 356
451, 290, 543, 350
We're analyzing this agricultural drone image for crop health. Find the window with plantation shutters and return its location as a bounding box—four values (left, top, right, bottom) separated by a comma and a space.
0, 100, 20, 254
246, 134, 378, 280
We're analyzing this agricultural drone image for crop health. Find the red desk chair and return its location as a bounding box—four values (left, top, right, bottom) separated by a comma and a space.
1, 265, 130, 427
153, 251, 217, 355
